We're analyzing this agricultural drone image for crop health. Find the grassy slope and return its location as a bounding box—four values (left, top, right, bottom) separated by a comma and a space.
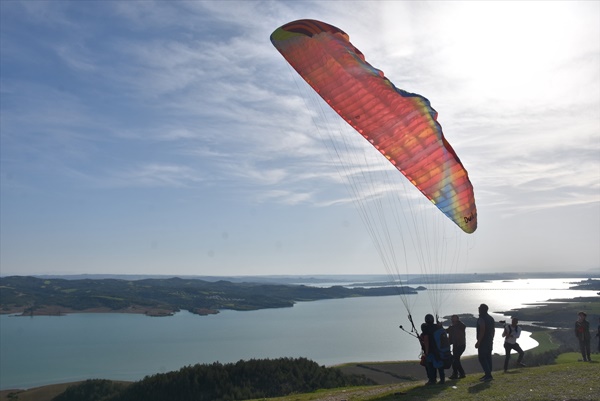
0, 382, 133, 401
1, 383, 81, 401
253, 356, 598, 401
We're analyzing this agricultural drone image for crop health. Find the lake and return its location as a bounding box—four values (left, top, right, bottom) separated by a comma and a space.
0, 277, 596, 390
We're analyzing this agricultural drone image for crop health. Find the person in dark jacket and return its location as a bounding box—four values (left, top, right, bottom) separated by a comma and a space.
420, 314, 445, 385
475, 303, 495, 382
575, 311, 591, 362
446, 314, 466, 379
596, 316, 600, 354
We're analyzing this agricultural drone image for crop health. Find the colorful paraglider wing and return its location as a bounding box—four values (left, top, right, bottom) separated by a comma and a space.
271, 19, 477, 233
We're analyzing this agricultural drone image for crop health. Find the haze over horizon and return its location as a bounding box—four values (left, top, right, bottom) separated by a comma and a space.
2, 270, 599, 280
1, 1, 599, 277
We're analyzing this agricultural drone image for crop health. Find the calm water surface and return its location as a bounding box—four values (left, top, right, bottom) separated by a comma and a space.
0, 278, 597, 389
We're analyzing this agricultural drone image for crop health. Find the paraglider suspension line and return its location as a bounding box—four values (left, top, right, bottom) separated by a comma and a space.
399, 314, 421, 343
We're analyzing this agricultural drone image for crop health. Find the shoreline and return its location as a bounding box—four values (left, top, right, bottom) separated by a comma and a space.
1, 305, 220, 317
3, 277, 596, 319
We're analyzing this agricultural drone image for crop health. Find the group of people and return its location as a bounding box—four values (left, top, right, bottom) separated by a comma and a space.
420, 305, 600, 385
419, 303, 525, 385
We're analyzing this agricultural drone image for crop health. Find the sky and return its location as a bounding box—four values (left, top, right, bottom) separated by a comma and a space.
1, 1, 599, 277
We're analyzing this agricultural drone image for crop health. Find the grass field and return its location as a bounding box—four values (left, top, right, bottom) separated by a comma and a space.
0, 381, 131, 401
251, 356, 598, 401
1, 382, 79, 401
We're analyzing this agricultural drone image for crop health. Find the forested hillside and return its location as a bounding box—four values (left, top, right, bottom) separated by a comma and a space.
51, 358, 375, 401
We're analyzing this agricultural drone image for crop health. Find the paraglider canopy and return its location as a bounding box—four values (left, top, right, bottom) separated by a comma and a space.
271, 19, 477, 234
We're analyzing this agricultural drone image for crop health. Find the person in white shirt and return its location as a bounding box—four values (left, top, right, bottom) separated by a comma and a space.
502, 317, 526, 372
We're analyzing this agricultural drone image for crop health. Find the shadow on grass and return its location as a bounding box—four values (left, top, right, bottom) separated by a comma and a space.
467, 381, 492, 394
502, 370, 522, 375
374, 381, 447, 400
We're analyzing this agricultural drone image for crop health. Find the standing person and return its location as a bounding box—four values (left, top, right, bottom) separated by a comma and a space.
421, 314, 445, 385
502, 317, 526, 372
574, 311, 591, 362
596, 317, 600, 354
475, 303, 495, 382
446, 315, 466, 379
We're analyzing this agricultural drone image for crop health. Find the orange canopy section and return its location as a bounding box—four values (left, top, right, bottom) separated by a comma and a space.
271, 19, 477, 233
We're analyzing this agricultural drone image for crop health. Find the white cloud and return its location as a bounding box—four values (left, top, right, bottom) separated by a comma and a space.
2, 0, 598, 274
112, 164, 205, 188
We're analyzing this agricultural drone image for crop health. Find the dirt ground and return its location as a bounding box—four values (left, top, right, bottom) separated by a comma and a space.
338, 354, 508, 384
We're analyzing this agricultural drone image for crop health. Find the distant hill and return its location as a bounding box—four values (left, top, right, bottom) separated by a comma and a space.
4, 271, 597, 283
0, 275, 418, 316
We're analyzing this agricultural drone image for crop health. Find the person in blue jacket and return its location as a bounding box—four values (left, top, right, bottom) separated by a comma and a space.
420, 314, 445, 385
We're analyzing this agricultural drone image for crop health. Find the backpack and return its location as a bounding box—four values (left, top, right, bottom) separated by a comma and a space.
432, 327, 453, 369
